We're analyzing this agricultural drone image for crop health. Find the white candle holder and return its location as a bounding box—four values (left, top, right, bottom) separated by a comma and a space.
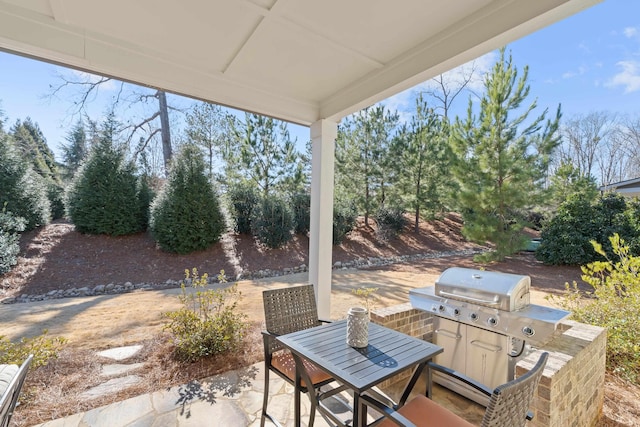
346, 306, 369, 348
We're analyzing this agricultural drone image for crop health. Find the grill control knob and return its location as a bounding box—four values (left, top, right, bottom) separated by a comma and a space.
453, 308, 461, 317
487, 317, 498, 327
522, 326, 535, 337
438, 305, 446, 312
469, 313, 478, 321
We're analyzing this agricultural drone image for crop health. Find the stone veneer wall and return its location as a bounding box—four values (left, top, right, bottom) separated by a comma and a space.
370, 304, 607, 427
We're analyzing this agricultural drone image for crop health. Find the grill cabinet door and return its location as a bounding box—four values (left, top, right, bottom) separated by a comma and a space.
433, 317, 465, 373
465, 324, 508, 389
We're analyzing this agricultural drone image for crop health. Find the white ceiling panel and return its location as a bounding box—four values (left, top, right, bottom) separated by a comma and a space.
0, 0, 601, 125
226, 18, 378, 101
281, 0, 493, 64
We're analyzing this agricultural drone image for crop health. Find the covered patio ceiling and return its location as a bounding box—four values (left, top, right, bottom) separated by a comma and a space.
0, 0, 599, 127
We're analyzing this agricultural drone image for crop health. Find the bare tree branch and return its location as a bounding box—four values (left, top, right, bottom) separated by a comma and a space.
132, 128, 161, 161
123, 112, 161, 144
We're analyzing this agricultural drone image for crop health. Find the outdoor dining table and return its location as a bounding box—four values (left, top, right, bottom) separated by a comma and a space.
276, 319, 443, 427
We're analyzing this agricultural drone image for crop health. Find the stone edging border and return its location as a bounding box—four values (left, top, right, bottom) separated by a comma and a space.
1, 248, 485, 305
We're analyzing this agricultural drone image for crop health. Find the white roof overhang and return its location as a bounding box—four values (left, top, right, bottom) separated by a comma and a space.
0, 0, 599, 126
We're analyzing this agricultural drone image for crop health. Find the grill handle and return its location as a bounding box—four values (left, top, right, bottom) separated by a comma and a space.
438, 290, 500, 307
434, 329, 462, 339
470, 340, 502, 352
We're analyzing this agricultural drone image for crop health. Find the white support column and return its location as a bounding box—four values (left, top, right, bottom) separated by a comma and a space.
309, 119, 337, 320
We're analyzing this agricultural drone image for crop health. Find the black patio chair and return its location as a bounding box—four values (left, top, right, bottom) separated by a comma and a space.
261, 284, 342, 427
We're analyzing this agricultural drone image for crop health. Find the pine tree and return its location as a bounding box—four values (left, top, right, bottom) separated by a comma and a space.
185, 102, 230, 181
392, 95, 451, 232
450, 48, 561, 261
150, 144, 225, 254
10, 118, 59, 182
0, 134, 50, 230
60, 120, 88, 179
335, 106, 399, 227
232, 113, 300, 197
66, 114, 143, 235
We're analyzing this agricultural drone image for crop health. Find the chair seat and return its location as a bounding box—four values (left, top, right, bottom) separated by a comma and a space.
377, 395, 476, 427
271, 351, 332, 388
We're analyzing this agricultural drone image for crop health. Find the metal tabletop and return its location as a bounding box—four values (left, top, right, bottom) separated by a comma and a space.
277, 319, 442, 426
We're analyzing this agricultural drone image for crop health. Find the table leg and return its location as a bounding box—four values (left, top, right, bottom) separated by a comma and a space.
293, 359, 302, 427
353, 392, 361, 427
399, 360, 428, 406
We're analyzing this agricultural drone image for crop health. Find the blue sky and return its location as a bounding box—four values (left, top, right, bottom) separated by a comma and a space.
0, 0, 638, 160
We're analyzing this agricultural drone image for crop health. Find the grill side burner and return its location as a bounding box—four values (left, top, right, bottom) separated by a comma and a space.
410, 268, 570, 405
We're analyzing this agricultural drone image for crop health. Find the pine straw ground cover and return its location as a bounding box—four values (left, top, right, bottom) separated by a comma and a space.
12, 325, 263, 426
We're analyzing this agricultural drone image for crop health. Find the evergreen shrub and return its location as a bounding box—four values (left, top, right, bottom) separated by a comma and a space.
333, 200, 357, 245
291, 192, 311, 234
0, 211, 26, 275
46, 181, 66, 220
137, 176, 154, 231
66, 139, 143, 236
150, 144, 225, 254
375, 206, 406, 241
227, 182, 258, 234
251, 196, 294, 249
536, 193, 639, 265
0, 136, 50, 230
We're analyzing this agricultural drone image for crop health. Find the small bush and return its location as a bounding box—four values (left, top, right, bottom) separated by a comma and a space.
150, 145, 226, 254
227, 182, 258, 234
163, 269, 248, 362
333, 200, 357, 245
251, 196, 294, 249
548, 234, 640, 384
291, 193, 311, 234
0, 210, 26, 275
375, 206, 406, 241
0, 330, 67, 368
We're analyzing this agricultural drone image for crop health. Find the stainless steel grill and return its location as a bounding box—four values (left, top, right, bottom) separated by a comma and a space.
410, 267, 570, 404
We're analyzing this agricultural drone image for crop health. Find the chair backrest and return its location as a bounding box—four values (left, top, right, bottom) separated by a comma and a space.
0, 354, 33, 427
481, 352, 549, 427
263, 285, 322, 353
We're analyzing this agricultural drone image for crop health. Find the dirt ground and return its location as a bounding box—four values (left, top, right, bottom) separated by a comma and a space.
1, 214, 638, 426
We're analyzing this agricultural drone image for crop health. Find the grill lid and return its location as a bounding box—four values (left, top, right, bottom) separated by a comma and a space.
435, 267, 530, 311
